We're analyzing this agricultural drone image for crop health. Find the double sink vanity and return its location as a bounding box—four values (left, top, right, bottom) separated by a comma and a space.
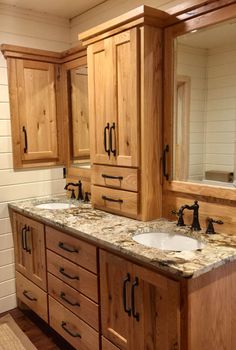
9, 196, 236, 350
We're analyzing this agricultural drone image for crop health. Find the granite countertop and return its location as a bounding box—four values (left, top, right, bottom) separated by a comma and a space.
9, 196, 236, 279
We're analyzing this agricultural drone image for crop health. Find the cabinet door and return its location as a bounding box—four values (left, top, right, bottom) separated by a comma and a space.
112, 28, 139, 167
88, 28, 139, 167
12, 213, 46, 291
88, 40, 113, 165
12, 212, 30, 277
132, 265, 180, 350
100, 250, 133, 349
16, 59, 59, 162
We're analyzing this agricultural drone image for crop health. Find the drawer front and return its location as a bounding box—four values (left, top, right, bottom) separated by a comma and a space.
92, 185, 139, 218
48, 273, 99, 331
46, 226, 97, 274
92, 165, 138, 192
102, 336, 121, 350
47, 250, 98, 303
16, 271, 48, 322
49, 296, 99, 350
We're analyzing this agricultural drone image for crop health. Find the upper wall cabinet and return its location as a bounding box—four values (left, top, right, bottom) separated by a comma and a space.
1, 45, 65, 169
88, 28, 139, 167
80, 6, 170, 221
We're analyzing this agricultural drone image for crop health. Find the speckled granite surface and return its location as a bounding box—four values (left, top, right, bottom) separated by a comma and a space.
8, 196, 236, 279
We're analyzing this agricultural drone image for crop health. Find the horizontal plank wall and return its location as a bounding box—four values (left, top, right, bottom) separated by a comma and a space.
0, 5, 70, 313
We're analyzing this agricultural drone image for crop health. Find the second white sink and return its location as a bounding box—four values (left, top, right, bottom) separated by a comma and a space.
35, 202, 76, 210
133, 231, 204, 251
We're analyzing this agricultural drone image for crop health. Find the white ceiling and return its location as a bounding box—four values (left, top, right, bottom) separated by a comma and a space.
0, 0, 107, 19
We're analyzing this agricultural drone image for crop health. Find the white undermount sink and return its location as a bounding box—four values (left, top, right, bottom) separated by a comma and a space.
35, 202, 76, 210
133, 231, 204, 251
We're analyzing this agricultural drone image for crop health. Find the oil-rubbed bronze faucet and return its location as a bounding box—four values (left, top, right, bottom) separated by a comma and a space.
206, 218, 223, 234
173, 200, 201, 231
64, 180, 83, 201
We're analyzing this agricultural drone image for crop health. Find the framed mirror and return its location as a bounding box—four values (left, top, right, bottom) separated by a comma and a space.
164, 4, 236, 200
68, 65, 90, 169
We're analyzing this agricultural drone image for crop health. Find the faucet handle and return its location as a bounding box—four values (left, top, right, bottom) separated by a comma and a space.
206, 217, 223, 234
68, 189, 76, 199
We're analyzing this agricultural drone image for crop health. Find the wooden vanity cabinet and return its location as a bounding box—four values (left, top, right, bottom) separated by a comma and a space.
80, 6, 167, 221
100, 250, 180, 350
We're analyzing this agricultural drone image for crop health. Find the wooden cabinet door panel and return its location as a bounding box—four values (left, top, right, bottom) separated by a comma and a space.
132, 265, 180, 350
12, 212, 46, 291
88, 40, 115, 165
112, 28, 139, 167
100, 250, 133, 349
16, 59, 58, 161
12, 212, 30, 277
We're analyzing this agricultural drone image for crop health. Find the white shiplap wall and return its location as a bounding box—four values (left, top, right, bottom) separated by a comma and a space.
177, 44, 207, 180
205, 45, 236, 173
0, 5, 70, 313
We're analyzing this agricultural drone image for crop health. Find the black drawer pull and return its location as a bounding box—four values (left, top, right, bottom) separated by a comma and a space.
102, 174, 123, 180
22, 126, 28, 153
123, 273, 131, 316
104, 123, 110, 156
58, 242, 78, 253
23, 290, 37, 302
109, 122, 116, 156
21, 225, 27, 251
25, 226, 31, 254
61, 321, 81, 338
60, 292, 80, 307
59, 267, 79, 280
102, 195, 123, 204
131, 277, 140, 321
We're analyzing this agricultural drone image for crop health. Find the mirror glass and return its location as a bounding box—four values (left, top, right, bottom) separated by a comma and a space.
174, 19, 236, 187
68, 66, 90, 169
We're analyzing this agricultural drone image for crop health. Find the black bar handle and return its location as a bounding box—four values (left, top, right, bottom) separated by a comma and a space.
104, 123, 110, 156
22, 126, 28, 153
59, 267, 79, 280
60, 292, 80, 307
131, 277, 140, 321
21, 225, 27, 251
25, 226, 31, 254
123, 273, 131, 316
23, 290, 37, 301
61, 322, 81, 338
109, 122, 116, 156
102, 195, 123, 204
58, 242, 78, 254
102, 174, 123, 181
162, 144, 169, 181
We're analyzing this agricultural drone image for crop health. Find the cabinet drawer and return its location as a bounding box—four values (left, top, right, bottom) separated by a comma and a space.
16, 271, 48, 322
46, 226, 97, 274
92, 165, 138, 192
49, 296, 99, 350
92, 185, 139, 218
47, 250, 98, 303
102, 337, 120, 350
48, 273, 99, 331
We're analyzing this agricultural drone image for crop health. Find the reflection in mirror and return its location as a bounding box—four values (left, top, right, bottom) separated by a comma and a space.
174, 19, 236, 187
68, 66, 91, 169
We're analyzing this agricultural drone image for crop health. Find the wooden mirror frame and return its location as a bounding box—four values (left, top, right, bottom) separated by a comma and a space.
61, 49, 91, 183
163, 1, 236, 202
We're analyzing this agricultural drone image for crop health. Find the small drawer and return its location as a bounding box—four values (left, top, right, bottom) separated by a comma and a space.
92, 185, 139, 218
46, 226, 97, 274
49, 296, 99, 350
16, 271, 48, 322
102, 336, 120, 350
92, 165, 138, 192
47, 250, 98, 303
48, 273, 99, 331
